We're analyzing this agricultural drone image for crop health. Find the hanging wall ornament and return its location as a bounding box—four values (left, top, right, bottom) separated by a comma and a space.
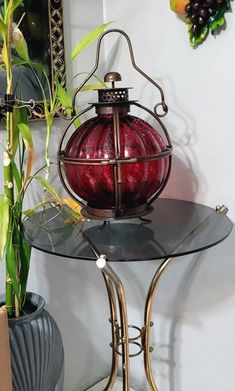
170, 0, 232, 47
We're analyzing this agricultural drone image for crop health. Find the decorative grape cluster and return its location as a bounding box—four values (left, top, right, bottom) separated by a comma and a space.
184, 0, 231, 46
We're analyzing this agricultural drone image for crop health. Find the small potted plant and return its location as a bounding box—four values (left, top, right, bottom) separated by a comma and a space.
0, 0, 110, 389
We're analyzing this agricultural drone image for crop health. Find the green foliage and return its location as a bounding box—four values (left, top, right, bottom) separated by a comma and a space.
13, 28, 29, 62
0, 17, 6, 37
18, 123, 34, 189
34, 176, 62, 205
0, 0, 111, 317
69, 22, 112, 63
0, 195, 9, 262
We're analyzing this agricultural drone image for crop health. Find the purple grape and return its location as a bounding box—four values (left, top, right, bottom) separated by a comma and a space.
185, 3, 192, 13
191, 24, 199, 35
192, 1, 201, 10
205, 0, 214, 6
208, 7, 216, 15
199, 8, 208, 17
198, 16, 206, 24
191, 13, 199, 22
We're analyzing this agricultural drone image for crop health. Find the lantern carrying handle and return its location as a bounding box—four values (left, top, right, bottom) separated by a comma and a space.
71, 29, 168, 117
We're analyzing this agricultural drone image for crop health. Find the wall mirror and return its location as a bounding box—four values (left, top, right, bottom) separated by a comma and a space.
0, 0, 66, 120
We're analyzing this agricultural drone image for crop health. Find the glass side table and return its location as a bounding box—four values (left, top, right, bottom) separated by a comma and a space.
23, 198, 233, 391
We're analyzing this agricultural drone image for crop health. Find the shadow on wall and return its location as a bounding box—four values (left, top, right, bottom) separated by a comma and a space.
161, 228, 235, 391
116, 225, 235, 391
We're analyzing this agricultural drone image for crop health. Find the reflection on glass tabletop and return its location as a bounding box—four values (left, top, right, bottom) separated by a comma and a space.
23, 198, 233, 262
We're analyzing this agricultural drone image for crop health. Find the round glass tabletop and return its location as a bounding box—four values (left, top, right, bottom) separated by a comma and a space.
23, 198, 233, 262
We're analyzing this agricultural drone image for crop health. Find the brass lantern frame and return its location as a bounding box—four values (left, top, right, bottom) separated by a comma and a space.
57, 29, 173, 220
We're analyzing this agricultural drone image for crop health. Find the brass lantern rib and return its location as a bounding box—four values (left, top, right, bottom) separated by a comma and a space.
143, 257, 173, 391
84, 234, 130, 390
102, 273, 119, 390
101, 263, 130, 391
58, 149, 172, 165
57, 105, 93, 208
113, 106, 122, 213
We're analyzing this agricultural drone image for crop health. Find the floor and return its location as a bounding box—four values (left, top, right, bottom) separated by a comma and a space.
87, 377, 136, 390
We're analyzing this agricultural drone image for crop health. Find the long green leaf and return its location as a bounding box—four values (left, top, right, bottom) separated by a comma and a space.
0, 17, 6, 37
69, 22, 112, 63
56, 83, 81, 127
4, 0, 23, 23
12, 107, 20, 157
81, 83, 105, 91
18, 231, 31, 304
18, 123, 34, 188
11, 0, 24, 12
34, 176, 62, 205
11, 160, 21, 192
4, 0, 13, 24
0, 194, 9, 263
57, 83, 72, 113
12, 27, 29, 62
6, 235, 20, 304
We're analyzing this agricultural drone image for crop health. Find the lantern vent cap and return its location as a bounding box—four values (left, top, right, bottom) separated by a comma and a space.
104, 71, 122, 83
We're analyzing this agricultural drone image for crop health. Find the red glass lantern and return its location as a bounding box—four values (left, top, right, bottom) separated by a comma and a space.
58, 30, 172, 220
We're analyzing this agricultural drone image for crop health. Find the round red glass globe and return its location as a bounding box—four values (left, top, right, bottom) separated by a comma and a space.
64, 114, 169, 211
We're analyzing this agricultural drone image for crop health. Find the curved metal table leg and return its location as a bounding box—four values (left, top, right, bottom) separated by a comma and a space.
97, 259, 130, 391
102, 272, 119, 391
143, 257, 174, 391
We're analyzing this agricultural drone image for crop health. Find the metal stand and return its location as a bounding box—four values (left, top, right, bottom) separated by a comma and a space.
82, 204, 230, 391
96, 255, 174, 391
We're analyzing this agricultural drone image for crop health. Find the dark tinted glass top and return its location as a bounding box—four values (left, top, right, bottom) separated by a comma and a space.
23, 198, 233, 262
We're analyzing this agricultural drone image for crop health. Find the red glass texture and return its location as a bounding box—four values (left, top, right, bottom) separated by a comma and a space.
64, 114, 169, 209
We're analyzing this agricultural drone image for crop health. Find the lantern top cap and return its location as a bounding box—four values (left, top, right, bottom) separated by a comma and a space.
104, 72, 122, 83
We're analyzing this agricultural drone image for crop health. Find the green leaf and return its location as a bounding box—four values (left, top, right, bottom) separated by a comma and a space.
18, 232, 31, 303
74, 117, 81, 128
210, 16, 225, 33
11, 160, 21, 192
19, 106, 28, 125
18, 123, 34, 188
12, 27, 29, 62
0, 194, 9, 263
57, 83, 72, 113
190, 25, 209, 47
81, 83, 105, 91
4, 0, 24, 23
6, 236, 20, 304
12, 107, 20, 157
56, 83, 81, 127
11, 0, 24, 12
69, 22, 112, 63
0, 17, 6, 38
34, 176, 62, 205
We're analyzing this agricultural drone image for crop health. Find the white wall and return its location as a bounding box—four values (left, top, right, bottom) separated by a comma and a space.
1, 1, 235, 390
101, 1, 235, 391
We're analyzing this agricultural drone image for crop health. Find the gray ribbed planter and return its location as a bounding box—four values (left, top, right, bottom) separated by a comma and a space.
4, 293, 64, 391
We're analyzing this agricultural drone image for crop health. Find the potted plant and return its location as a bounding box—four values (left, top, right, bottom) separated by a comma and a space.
0, 1, 110, 389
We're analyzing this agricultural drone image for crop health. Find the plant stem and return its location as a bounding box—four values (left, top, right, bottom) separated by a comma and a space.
4, 4, 18, 317
5, 277, 14, 317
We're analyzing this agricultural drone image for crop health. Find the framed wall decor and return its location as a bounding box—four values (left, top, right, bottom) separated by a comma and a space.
0, 0, 66, 120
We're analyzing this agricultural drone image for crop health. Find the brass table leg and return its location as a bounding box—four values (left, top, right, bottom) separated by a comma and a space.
143, 257, 174, 391
96, 255, 174, 391
97, 256, 130, 391
102, 272, 119, 390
